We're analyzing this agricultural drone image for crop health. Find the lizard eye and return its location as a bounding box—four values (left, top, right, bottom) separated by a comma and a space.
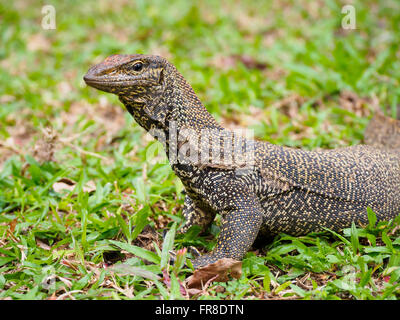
131, 62, 144, 72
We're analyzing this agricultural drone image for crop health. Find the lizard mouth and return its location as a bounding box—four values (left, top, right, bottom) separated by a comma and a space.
83, 77, 158, 93
83, 77, 156, 87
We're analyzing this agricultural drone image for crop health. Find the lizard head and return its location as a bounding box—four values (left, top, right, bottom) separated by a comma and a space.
84, 54, 166, 100
84, 54, 173, 125
84, 54, 215, 131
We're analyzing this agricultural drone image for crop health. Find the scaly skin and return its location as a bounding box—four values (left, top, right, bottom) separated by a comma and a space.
84, 54, 400, 268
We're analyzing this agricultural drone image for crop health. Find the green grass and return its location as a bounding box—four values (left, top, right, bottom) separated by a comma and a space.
1, 0, 400, 300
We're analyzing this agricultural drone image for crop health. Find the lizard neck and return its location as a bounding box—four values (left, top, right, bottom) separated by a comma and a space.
120, 66, 223, 142
166, 70, 223, 133
119, 65, 230, 178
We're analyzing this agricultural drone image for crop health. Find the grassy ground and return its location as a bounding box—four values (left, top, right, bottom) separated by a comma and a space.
1, 0, 400, 300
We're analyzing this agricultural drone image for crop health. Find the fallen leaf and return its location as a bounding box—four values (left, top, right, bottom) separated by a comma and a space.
233, 54, 269, 70
36, 239, 51, 250
52, 178, 96, 194
209, 54, 268, 71
27, 33, 51, 52
83, 180, 97, 193
186, 258, 242, 290
186, 288, 203, 296
0, 95, 15, 103
8, 219, 17, 233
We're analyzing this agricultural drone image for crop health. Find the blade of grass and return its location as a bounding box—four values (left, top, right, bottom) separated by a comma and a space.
109, 240, 160, 264
161, 223, 176, 270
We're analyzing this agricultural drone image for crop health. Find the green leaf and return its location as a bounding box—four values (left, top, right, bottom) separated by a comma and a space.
269, 243, 298, 256
350, 222, 360, 254
382, 232, 394, 252
0, 274, 5, 289
161, 223, 176, 269
170, 272, 184, 299
364, 246, 391, 254
116, 206, 131, 242
71, 233, 84, 264
359, 268, 373, 287
23, 285, 40, 300
174, 179, 184, 197
367, 207, 377, 228
109, 240, 160, 264
172, 249, 187, 275
321, 227, 351, 246
311, 279, 318, 290
0, 257, 16, 267
326, 254, 341, 264
72, 272, 93, 291
331, 278, 356, 291
274, 280, 292, 294
366, 234, 376, 247
290, 284, 306, 297
81, 208, 88, 251
109, 264, 160, 281
263, 273, 271, 293
132, 177, 146, 203
154, 279, 169, 299
131, 206, 149, 240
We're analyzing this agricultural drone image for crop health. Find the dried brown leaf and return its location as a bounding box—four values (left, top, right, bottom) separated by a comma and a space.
186, 258, 242, 290
8, 219, 17, 233
52, 178, 96, 194
27, 33, 51, 52
36, 239, 51, 251
209, 54, 268, 71
233, 54, 269, 70
0, 95, 15, 104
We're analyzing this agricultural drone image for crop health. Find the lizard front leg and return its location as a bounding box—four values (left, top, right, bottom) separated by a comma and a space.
191, 186, 264, 269
179, 194, 215, 233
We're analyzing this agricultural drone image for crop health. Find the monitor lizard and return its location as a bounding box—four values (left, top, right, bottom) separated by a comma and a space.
84, 54, 400, 268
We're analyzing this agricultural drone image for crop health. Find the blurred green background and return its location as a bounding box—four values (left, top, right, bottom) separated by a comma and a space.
2, 0, 400, 156
1, 0, 400, 300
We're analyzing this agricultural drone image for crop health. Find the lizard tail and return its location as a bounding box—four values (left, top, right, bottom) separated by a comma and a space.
364, 112, 400, 150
